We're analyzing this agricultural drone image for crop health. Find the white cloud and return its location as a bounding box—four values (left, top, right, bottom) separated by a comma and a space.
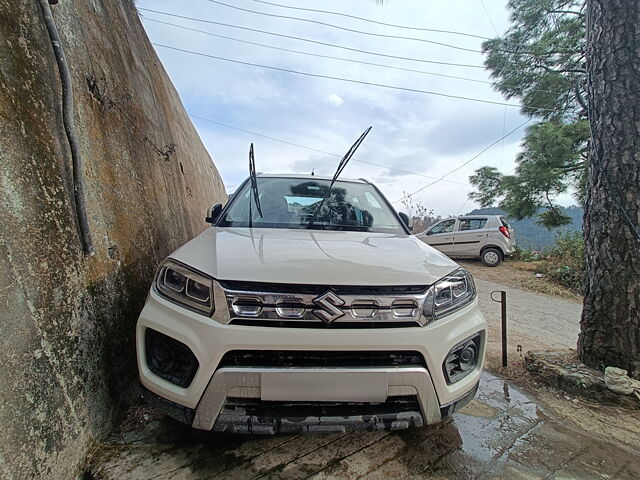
325, 93, 344, 107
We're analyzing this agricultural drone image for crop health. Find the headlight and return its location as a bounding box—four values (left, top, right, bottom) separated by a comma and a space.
154, 259, 214, 316
423, 268, 476, 322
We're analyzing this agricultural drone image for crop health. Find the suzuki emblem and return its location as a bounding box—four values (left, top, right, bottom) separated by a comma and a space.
312, 291, 345, 323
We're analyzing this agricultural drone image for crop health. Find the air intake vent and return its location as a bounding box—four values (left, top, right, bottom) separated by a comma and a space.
218, 350, 427, 369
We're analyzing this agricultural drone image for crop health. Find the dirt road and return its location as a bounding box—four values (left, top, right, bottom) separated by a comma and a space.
459, 260, 583, 357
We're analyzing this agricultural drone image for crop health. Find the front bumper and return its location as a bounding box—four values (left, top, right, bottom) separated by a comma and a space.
137, 290, 486, 431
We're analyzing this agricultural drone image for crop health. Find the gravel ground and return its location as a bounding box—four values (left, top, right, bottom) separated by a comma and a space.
460, 260, 583, 356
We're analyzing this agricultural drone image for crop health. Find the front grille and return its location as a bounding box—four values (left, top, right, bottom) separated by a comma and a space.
218, 280, 428, 295
229, 319, 419, 329
218, 350, 427, 369
222, 282, 430, 328
214, 396, 424, 433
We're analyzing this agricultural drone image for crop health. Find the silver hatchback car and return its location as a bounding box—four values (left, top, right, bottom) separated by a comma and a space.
416, 215, 516, 266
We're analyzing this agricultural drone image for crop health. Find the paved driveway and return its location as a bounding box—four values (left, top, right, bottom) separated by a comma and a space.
89, 372, 638, 479
88, 269, 634, 479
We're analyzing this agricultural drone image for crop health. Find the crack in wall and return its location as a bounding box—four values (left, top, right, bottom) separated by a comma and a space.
86, 74, 176, 161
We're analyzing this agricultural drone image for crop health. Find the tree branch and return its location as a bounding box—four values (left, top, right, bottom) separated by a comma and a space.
574, 79, 588, 111
544, 191, 562, 214
547, 10, 585, 17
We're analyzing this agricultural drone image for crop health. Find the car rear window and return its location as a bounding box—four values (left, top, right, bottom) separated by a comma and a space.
499, 217, 511, 229
458, 218, 487, 231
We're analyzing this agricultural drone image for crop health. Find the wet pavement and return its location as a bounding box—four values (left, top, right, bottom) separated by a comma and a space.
88, 373, 639, 479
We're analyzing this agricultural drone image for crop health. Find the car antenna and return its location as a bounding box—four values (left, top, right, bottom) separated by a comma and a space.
307, 126, 372, 229
248, 143, 263, 228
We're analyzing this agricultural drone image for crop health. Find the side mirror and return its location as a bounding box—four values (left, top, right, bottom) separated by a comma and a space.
205, 203, 223, 224
398, 212, 413, 232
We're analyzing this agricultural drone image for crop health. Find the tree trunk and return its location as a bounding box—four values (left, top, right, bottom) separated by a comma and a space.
578, 0, 640, 378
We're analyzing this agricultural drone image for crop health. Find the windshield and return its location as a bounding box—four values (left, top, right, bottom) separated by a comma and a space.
218, 177, 405, 234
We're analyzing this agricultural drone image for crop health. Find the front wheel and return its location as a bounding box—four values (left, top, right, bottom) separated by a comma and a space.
481, 248, 502, 267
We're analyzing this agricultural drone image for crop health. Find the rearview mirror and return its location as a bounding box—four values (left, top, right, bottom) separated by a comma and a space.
398, 212, 413, 232
205, 203, 223, 224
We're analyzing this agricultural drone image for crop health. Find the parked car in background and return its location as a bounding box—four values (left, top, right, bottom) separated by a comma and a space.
416, 215, 515, 266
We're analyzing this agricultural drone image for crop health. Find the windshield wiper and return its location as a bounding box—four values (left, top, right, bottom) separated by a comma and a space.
307, 126, 372, 229
248, 143, 262, 228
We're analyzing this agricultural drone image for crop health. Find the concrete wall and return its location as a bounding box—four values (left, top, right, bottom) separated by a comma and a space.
0, 1, 226, 478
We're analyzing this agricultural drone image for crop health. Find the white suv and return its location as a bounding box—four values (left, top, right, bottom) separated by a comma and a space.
136, 174, 486, 433
417, 215, 516, 267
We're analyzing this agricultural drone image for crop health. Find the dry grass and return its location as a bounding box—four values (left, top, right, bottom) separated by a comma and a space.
510, 260, 544, 272
520, 276, 582, 301
118, 403, 163, 434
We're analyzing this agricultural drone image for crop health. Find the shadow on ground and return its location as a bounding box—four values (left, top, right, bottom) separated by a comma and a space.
89, 373, 639, 479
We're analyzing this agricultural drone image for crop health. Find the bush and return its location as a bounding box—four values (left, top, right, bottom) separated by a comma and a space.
540, 231, 585, 294
511, 232, 585, 294
511, 245, 541, 262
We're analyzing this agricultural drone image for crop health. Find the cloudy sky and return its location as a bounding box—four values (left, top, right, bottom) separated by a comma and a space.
137, 0, 535, 217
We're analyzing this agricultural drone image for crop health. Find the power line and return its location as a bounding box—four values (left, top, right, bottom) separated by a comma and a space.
478, 0, 509, 177
455, 197, 472, 215
189, 113, 470, 185
394, 118, 532, 203
207, 0, 482, 53
143, 16, 566, 96
479, 0, 500, 36
237, 0, 563, 55
144, 17, 492, 85
138, 7, 485, 69
153, 42, 539, 109
246, 0, 490, 40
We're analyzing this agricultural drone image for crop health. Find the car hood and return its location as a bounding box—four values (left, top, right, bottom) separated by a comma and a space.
170, 227, 459, 286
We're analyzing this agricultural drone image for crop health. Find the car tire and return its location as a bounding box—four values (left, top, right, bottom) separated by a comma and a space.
481, 248, 502, 267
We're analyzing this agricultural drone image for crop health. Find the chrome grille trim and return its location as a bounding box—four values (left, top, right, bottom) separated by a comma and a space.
223, 287, 429, 327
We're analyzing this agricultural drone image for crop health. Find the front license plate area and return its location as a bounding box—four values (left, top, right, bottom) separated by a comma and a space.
261, 371, 388, 403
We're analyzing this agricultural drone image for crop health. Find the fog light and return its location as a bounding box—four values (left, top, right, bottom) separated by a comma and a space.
145, 329, 199, 388
443, 334, 481, 384
459, 343, 478, 371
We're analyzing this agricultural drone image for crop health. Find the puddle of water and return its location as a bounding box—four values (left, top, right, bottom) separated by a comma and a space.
452, 372, 542, 463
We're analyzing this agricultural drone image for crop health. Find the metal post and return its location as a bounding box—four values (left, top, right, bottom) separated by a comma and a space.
500, 291, 507, 367
491, 291, 508, 367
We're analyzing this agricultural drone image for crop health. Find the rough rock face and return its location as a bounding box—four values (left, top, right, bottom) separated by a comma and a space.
0, 1, 226, 478
524, 350, 640, 409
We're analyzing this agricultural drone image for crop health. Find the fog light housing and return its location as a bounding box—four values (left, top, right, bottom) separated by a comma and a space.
145, 329, 199, 388
443, 333, 482, 384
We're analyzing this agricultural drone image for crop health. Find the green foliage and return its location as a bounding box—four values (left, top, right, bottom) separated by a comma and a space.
471, 0, 588, 229
536, 208, 571, 228
484, 0, 586, 121
540, 231, 585, 293
514, 230, 585, 294
511, 245, 541, 261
